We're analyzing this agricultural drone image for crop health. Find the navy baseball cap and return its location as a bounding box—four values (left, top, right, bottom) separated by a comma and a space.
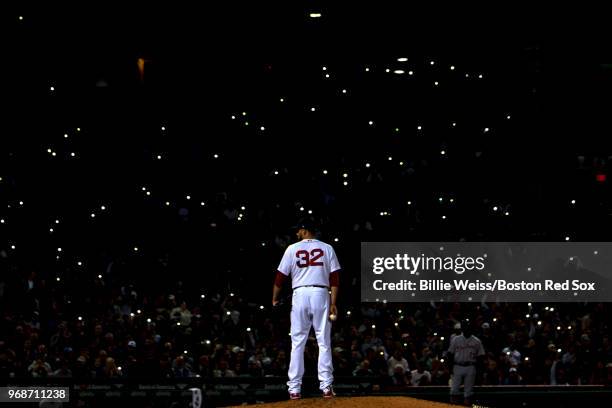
293, 217, 318, 232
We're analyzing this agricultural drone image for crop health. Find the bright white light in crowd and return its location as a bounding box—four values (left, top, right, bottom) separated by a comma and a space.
137, 309, 142, 314
176, 322, 181, 326
452, 122, 456, 127
0, 219, 4, 224
550, 307, 554, 311
325, 74, 330, 78
394, 322, 399, 327
478, 74, 483, 79
343, 181, 348, 186
465, 74, 470, 78
90, 213, 96, 218
260, 126, 265, 131
397, 57, 408, 62
57, 247, 62, 252
308, 210, 313, 214
77, 261, 82, 266
388, 156, 393, 161
161, 126, 166, 131
565, 236, 570, 241
19, 16, 24, 20
226, 311, 230, 316
76, 128, 81, 132
165, 201, 171, 206
100, 205, 106, 211
368, 120, 374, 125
440, 336, 445, 341
407, 201, 412, 205
50, 86, 55, 91
442, 215, 446, 220
528, 302, 532, 306
130, 313, 135, 317
393, 69, 405, 74
56, 277, 61, 282
231, 115, 235, 119
299, 207, 304, 211
98, 274, 102, 279
230, 293, 234, 297
186, 195, 191, 200
273, 170, 279, 175
70, 152, 76, 157
310, 107, 316, 112
450, 65, 455, 70
156, 155, 162, 160
134, 247, 139, 252
408, 70, 413, 75
365, 67, 370, 72
341, 89, 347, 94
365, 163, 370, 168
371, 324, 376, 329
568, 326, 572, 330
594, 250, 599, 255
64, 133, 69, 138
246, 327, 251, 332
537, 321, 542, 325
213, 154, 219, 158
78, 316, 82, 321
323, 169, 328, 174
441, 150, 446, 155
334, 238, 339, 242
430, 61, 435, 65
147, 318, 152, 323
343, 173, 348, 178
417, 125, 422, 130
322, 66, 327, 71
571, 200, 576, 204
260, 305, 264, 310
146, 191, 151, 196
493, 318, 497, 322
385, 68, 390, 73
11, 245, 15, 250
309, 12, 322, 18
19, 201, 23, 206
526, 314, 530, 318
434, 81, 439, 86
141, 187, 146, 191
47, 148, 52, 153
493, 206, 498, 211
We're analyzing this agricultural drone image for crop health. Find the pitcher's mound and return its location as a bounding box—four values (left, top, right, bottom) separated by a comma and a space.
230, 396, 458, 407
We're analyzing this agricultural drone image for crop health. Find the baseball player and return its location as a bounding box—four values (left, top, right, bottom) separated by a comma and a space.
447, 320, 485, 405
272, 218, 341, 400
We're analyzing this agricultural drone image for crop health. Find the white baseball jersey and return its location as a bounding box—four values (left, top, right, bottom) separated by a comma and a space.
277, 239, 341, 288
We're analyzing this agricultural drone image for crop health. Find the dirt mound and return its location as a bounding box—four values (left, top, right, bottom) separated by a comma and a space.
230, 396, 458, 407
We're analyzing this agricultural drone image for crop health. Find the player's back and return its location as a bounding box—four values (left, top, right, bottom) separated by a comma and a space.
279, 239, 340, 289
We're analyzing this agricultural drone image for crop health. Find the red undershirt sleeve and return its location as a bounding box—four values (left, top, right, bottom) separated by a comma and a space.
329, 270, 340, 287
274, 271, 287, 286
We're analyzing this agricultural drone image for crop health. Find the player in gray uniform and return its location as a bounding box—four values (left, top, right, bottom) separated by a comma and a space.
447, 320, 485, 405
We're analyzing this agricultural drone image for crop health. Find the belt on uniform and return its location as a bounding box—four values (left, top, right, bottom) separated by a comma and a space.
293, 285, 329, 289
454, 362, 475, 367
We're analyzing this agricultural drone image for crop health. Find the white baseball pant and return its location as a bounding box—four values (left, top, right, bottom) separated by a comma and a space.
287, 286, 333, 393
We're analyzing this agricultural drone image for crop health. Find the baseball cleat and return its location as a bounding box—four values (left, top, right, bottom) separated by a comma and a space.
322, 386, 336, 398
289, 392, 301, 400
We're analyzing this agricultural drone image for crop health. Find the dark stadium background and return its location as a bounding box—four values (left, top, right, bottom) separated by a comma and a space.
1, 2, 612, 406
